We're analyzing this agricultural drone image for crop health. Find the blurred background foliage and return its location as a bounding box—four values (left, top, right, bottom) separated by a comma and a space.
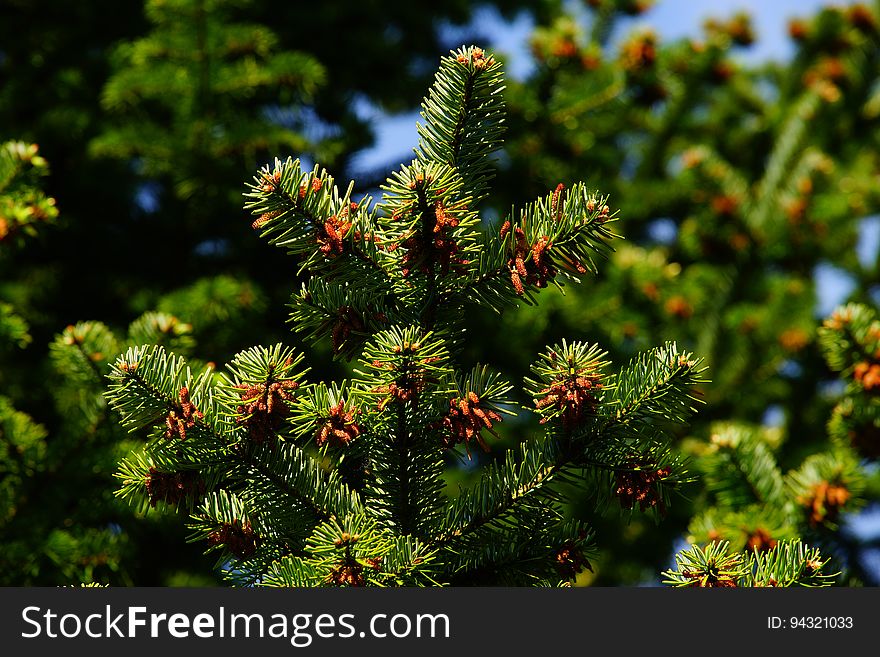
1, 0, 879, 585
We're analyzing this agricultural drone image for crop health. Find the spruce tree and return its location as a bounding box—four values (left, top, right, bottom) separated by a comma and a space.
473, 0, 880, 584
90, 0, 327, 221
1, 142, 56, 576
3, 1, 859, 587
0, 312, 223, 586
1, 0, 549, 585
666, 300, 878, 586
0, 139, 222, 583
106, 46, 717, 586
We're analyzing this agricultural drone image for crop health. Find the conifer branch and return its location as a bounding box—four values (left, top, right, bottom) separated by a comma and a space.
103, 44, 710, 586
416, 46, 506, 205
664, 539, 837, 587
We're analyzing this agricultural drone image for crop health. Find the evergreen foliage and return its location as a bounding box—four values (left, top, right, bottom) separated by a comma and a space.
820, 303, 880, 463
683, 421, 865, 571
0, 138, 56, 355
496, 0, 880, 415
475, 0, 880, 584
91, 0, 327, 203
106, 46, 709, 586
0, 141, 58, 246
0, 309, 221, 585
663, 539, 837, 587
0, 0, 546, 585
3, 0, 877, 588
